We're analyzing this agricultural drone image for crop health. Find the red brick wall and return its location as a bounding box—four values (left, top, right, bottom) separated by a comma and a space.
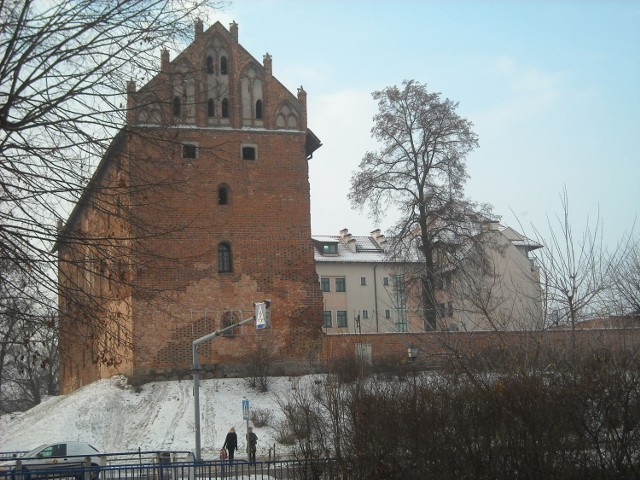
321, 328, 640, 366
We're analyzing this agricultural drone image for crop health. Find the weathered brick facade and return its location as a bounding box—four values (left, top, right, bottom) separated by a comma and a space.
57, 21, 324, 393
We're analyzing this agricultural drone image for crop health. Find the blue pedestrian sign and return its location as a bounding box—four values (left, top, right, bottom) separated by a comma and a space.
242, 399, 250, 420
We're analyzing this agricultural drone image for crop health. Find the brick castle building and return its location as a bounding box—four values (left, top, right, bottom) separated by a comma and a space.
56, 20, 324, 393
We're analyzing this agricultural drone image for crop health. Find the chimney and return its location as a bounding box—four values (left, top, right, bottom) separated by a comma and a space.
195, 18, 203, 40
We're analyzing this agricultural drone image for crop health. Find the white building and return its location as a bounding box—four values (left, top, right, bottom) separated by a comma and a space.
313, 224, 543, 333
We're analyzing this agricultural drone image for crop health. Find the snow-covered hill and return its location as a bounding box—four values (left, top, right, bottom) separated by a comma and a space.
0, 375, 307, 461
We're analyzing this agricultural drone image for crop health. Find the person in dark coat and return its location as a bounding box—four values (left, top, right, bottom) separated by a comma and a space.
247, 426, 258, 463
222, 427, 238, 461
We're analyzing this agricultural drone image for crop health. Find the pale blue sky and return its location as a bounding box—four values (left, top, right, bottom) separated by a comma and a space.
213, 0, 639, 248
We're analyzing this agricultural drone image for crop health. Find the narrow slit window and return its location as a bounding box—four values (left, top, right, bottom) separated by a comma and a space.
207, 98, 215, 118
218, 185, 229, 205
218, 243, 232, 273
221, 98, 229, 118
206, 56, 214, 74
220, 56, 228, 75
255, 99, 263, 119
173, 96, 181, 117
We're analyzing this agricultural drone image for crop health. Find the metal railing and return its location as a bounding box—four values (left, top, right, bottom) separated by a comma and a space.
0, 456, 343, 480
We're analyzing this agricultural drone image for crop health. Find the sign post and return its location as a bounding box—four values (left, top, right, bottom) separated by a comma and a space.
242, 399, 250, 454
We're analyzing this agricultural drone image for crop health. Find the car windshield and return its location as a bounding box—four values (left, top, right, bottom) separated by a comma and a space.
22, 445, 46, 458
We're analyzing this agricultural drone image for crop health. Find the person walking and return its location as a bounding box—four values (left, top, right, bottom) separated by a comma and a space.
222, 427, 238, 461
247, 426, 258, 463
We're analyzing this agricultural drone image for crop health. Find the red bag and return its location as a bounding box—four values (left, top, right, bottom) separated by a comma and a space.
219, 448, 228, 460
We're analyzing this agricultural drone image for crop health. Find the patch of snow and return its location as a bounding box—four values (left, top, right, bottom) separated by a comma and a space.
0, 375, 312, 461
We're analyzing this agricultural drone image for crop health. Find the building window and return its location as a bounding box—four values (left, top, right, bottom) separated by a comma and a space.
221, 98, 229, 118
385, 310, 390, 319
323, 311, 332, 328
182, 143, 197, 159
173, 96, 181, 117
207, 98, 215, 117
218, 242, 232, 273
337, 311, 347, 328
360, 276, 366, 286
438, 303, 446, 318
362, 310, 369, 319
220, 56, 228, 75
320, 277, 330, 292
218, 185, 229, 205
322, 243, 338, 254
383, 277, 389, 286
255, 99, 263, 119
335, 277, 346, 292
448, 301, 454, 317
206, 56, 214, 74
242, 146, 256, 160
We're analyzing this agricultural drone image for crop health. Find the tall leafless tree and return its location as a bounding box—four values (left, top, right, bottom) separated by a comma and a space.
0, 0, 225, 388
349, 80, 492, 330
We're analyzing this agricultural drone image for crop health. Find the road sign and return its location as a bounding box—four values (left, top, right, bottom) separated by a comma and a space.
255, 303, 266, 329
242, 399, 250, 420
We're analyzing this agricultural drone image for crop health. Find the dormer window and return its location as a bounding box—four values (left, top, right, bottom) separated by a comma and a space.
322, 243, 338, 255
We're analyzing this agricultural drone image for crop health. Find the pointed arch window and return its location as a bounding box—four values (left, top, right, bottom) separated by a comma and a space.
220, 56, 228, 75
206, 56, 214, 74
218, 242, 232, 273
173, 96, 181, 117
221, 98, 229, 118
207, 98, 215, 118
255, 99, 263, 119
218, 185, 229, 205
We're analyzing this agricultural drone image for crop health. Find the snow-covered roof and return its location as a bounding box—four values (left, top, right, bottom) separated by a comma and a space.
312, 234, 397, 263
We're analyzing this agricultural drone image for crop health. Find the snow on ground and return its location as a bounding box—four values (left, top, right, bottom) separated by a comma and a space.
0, 375, 314, 461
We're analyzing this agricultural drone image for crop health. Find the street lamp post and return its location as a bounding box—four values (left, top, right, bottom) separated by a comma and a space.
407, 344, 418, 395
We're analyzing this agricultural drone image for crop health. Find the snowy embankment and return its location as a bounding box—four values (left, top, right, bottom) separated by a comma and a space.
0, 375, 308, 460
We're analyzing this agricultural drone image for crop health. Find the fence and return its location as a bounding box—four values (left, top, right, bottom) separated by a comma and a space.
0, 455, 343, 480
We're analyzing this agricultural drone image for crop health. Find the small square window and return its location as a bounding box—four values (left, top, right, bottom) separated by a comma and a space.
323, 311, 332, 328
383, 277, 389, 286
360, 276, 366, 286
320, 277, 330, 292
182, 143, 197, 159
242, 145, 256, 160
362, 310, 369, 319
335, 277, 346, 292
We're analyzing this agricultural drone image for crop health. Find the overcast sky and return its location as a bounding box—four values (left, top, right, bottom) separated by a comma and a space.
211, 0, 639, 248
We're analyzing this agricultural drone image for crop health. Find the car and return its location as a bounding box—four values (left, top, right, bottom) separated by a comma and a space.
0, 442, 105, 480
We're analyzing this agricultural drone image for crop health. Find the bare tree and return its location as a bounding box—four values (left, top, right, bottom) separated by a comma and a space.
607, 233, 640, 316
349, 80, 492, 330
0, 0, 225, 376
533, 190, 615, 351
